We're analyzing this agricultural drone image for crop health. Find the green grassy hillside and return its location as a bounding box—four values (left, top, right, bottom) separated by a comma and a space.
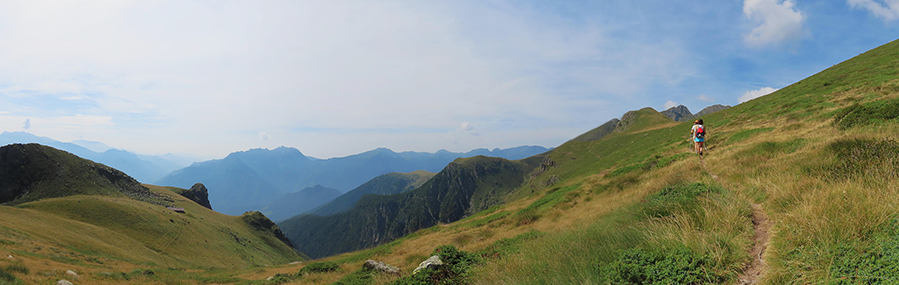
0, 143, 165, 206
0, 144, 307, 284
249, 39, 899, 285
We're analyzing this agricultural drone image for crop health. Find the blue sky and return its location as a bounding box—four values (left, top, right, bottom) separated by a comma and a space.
0, 0, 897, 159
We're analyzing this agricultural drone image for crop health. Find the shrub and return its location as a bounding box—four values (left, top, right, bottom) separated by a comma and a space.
0, 268, 14, 282
3, 265, 27, 275
389, 245, 482, 285
833, 99, 899, 129
298, 261, 339, 275
601, 246, 726, 284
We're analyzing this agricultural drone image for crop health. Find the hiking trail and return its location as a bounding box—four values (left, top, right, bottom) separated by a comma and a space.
701, 156, 771, 285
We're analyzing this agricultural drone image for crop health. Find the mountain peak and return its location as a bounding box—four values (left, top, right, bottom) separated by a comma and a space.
661, 105, 693, 122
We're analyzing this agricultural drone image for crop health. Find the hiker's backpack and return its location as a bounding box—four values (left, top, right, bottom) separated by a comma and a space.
695, 126, 705, 139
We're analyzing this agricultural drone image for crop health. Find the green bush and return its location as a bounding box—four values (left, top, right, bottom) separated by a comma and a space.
0, 268, 14, 282
389, 245, 482, 285
299, 261, 339, 275
601, 246, 726, 284
2, 265, 27, 275
829, 240, 899, 284
834, 99, 899, 129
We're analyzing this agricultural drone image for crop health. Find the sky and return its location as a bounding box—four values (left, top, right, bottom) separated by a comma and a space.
0, 0, 897, 159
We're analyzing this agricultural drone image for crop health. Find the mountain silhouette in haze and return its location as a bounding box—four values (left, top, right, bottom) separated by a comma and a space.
308, 170, 435, 217
262, 185, 342, 222
0, 132, 195, 183
156, 145, 550, 215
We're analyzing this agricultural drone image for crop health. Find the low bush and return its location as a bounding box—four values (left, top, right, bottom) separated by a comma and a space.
833, 98, 899, 129
601, 246, 726, 284
389, 245, 481, 285
2, 265, 27, 275
298, 261, 339, 275
0, 268, 14, 282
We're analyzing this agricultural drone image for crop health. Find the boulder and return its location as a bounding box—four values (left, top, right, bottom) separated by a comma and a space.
176, 183, 212, 209
57, 280, 74, 285
412, 255, 444, 275
65, 270, 78, 278
363, 260, 400, 275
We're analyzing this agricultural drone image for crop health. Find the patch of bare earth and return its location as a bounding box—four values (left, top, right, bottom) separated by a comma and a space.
702, 157, 771, 284
737, 203, 771, 285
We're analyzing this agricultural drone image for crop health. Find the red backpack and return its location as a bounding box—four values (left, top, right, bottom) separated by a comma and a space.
695, 126, 705, 138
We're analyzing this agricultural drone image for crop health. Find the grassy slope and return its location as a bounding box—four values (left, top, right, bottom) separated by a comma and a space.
234, 39, 899, 285
0, 184, 304, 284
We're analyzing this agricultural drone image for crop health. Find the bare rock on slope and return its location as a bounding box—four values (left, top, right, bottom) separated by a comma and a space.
173, 183, 213, 210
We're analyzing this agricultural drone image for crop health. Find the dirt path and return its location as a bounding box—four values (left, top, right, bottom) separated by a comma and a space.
701, 157, 771, 285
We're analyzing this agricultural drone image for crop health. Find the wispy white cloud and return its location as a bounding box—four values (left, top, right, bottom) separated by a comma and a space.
0, 1, 699, 157
848, 0, 899, 21
743, 0, 805, 47
458, 122, 480, 137
696, 95, 713, 102
664, 101, 679, 109
23, 118, 30, 130
739, 87, 778, 103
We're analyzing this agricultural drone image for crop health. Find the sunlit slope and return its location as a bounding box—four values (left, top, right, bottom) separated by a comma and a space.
469, 38, 899, 283
0, 144, 306, 284
0, 185, 304, 269
275, 40, 899, 285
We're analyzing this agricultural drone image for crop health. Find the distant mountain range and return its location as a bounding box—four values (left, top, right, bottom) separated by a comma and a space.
261, 185, 343, 222
156, 145, 551, 215
0, 132, 198, 183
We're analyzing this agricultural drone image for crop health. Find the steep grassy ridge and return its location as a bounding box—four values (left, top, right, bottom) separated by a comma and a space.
280, 156, 541, 259
262, 39, 899, 285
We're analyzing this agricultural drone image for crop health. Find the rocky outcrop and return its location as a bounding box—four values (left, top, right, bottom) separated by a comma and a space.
569, 119, 620, 142
615, 110, 641, 133
241, 211, 294, 248
413, 255, 444, 275
174, 183, 213, 210
363, 260, 401, 275
662, 105, 694, 122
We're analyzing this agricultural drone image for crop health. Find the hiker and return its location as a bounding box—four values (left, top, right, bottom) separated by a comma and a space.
691, 119, 706, 155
